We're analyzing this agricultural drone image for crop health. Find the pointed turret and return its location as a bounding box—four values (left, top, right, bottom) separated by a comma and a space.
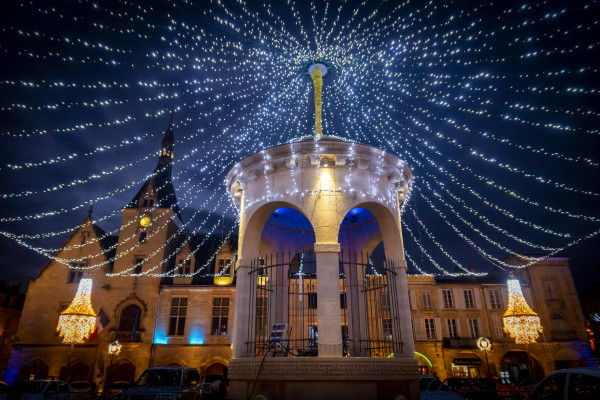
157, 112, 175, 172
126, 114, 182, 221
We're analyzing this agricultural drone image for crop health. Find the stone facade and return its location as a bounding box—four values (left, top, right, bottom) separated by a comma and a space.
409, 258, 592, 383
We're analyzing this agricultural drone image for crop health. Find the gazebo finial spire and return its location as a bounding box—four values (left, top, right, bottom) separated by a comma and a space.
308, 63, 328, 137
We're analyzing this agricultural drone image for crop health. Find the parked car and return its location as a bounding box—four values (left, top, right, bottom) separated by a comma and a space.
7, 380, 75, 400
106, 381, 130, 399
117, 367, 201, 400
201, 375, 226, 399
494, 378, 519, 397
419, 376, 465, 400
528, 367, 600, 400
442, 378, 475, 394
69, 382, 93, 393
0, 382, 9, 394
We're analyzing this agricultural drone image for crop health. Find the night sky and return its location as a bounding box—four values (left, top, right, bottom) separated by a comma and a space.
1, 0, 599, 292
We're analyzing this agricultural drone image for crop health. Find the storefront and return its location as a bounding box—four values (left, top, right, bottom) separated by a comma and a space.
451, 353, 482, 378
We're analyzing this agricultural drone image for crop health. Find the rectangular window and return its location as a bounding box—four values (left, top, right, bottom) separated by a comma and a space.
411, 318, 415, 339
211, 297, 229, 336
544, 281, 559, 300
468, 318, 480, 338
382, 318, 393, 339
340, 293, 347, 309
425, 318, 436, 339
134, 257, 144, 274
446, 318, 459, 338
464, 289, 475, 309
443, 289, 454, 309
66, 265, 84, 284
422, 291, 432, 310
307, 293, 317, 309
139, 231, 147, 243
177, 259, 191, 275
489, 289, 502, 309
168, 297, 187, 336
217, 259, 232, 276
493, 316, 504, 338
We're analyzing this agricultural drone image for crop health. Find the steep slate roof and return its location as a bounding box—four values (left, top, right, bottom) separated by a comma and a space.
91, 223, 118, 273
126, 115, 182, 221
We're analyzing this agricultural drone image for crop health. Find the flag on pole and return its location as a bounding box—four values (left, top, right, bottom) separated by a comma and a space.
88, 307, 110, 341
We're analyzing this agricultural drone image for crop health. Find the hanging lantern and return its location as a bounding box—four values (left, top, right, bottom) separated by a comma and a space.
57, 278, 97, 344
502, 279, 543, 344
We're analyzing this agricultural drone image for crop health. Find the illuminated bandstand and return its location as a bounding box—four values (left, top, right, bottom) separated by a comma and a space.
225, 63, 418, 400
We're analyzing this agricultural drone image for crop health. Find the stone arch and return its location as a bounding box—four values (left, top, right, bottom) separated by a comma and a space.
240, 201, 312, 262
108, 359, 136, 385
361, 233, 383, 257
19, 358, 49, 381
554, 347, 585, 369
500, 350, 543, 383
60, 359, 91, 381
201, 356, 229, 375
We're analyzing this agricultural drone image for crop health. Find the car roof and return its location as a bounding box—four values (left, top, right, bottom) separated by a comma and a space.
549, 367, 600, 377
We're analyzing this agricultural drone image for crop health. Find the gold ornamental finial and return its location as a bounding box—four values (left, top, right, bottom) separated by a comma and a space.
308, 63, 328, 137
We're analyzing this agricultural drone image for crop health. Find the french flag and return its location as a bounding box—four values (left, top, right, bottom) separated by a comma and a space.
89, 307, 110, 342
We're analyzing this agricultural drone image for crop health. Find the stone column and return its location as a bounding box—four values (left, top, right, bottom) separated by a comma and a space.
314, 242, 342, 357
232, 258, 254, 358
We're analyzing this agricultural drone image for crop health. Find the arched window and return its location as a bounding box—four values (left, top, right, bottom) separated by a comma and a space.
552, 313, 567, 332
118, 304, 141, 332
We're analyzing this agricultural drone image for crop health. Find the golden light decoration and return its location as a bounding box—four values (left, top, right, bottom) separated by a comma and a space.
57, 278, 97, 344
477, 337, 492, 352
108, 341, 122, 356
503, 279, 543, 344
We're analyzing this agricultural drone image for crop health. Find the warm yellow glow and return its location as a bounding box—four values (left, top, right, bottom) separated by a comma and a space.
503, 279, 543, 344
108, 341, 122, 356
214, 276, 234, 285
57, 279, 97, 344
139, 216, 151, 227
477, 337, 491, 351
311, 67, 323, 136
257, 275, 268, 286
318, 168, 334, 191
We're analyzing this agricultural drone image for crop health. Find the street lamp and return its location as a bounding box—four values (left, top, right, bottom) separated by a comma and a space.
477, 337, 492, 377
106, 340, 122, 392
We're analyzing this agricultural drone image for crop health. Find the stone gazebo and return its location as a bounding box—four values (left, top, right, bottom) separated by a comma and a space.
225, 136, 419, 400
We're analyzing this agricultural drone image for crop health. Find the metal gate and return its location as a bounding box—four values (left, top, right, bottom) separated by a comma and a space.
246, 250, 402, 358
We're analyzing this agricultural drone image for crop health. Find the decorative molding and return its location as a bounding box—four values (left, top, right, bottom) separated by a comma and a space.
228, 358, 419, 381
313, 243, 341, 253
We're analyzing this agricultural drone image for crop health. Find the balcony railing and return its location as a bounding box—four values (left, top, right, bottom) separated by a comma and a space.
442, 337, 477, 349
112, 331, 142, 342
550, 330, 579, 342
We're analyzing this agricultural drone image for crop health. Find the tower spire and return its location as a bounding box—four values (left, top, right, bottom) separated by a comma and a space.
157, 112, 175, 172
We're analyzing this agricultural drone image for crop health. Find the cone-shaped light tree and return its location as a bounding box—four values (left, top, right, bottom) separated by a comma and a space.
503, 279, 543, 344
57, 278, 97, 344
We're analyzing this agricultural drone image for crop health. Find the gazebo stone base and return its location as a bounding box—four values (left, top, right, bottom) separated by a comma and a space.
227, 357, 419, 400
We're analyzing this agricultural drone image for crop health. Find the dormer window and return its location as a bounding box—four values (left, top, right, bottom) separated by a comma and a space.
217, 259, 232, 276
177, 259, 192, 275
